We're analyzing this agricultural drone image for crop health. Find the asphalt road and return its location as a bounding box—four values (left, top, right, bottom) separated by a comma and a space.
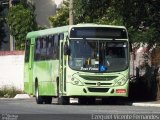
0, 98, 160, 120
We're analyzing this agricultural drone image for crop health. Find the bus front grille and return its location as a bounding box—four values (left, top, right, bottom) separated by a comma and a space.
88, 88, 109, 92
85, 83, 112, 86
80, 75, 117, 81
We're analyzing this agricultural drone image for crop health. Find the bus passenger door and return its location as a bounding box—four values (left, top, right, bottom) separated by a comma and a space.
24, 38, 35, 94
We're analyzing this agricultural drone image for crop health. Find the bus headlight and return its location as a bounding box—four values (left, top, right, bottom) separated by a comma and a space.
114, 78, 127, 86
71, 77, 83, 86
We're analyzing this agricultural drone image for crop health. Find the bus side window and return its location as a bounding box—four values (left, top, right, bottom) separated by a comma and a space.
59, 33, 64, 40
47, 35, 54, 59
25, 39, 30, 63
35, 37, 41, 61
54, 34, 59, 59
40, 37, 47, 60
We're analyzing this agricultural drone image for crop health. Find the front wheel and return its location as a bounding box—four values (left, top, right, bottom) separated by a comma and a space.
58, 96, 69, 105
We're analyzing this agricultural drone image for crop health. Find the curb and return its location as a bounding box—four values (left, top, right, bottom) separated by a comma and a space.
14, 94, 30, 99
0, 94, 31, 99
131, 103, 160, 107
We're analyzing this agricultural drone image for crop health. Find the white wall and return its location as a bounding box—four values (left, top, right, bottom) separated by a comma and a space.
0, 54, 24, 90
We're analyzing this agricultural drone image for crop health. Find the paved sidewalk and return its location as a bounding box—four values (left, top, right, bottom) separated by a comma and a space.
130, 100, 160, 107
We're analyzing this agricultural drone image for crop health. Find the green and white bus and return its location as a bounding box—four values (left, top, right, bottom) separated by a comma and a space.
24, 24, 130, 104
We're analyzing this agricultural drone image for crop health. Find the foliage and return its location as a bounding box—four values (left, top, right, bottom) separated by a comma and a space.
128, 27, 158, 43
50, 0, 123, 26
96, 6, 123, 26
49, 0, 122, 26
73, 0, 110, 24
74, 0, 160, 43
0, 87, 23, 98
49, 0, 160, 43
73, 0, 125, 25
49, 0, 69, 27
0, 2, 4, 48
113, 0, 160, 43
7, 3, 37, 50
0, 0, 9, 49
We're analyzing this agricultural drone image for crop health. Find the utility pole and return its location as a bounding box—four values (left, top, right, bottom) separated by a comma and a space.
69, 0, 73, 25
9, 0, 14, 51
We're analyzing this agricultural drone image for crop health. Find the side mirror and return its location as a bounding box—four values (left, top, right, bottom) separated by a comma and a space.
64, 42, 70, 55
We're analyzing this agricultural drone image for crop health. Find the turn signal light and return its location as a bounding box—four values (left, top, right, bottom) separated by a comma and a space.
116, 89, 126, 93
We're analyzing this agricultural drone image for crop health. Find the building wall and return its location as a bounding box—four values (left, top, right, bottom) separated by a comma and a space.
0, 51, 24, 90
33, 0, 57, 27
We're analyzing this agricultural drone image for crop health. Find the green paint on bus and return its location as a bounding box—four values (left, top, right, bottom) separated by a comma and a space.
24, 24, 130, 104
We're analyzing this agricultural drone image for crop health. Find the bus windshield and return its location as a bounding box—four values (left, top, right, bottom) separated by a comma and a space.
69, 39, 129, 72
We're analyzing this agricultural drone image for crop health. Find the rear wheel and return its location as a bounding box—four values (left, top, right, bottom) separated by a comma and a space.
44, 96, 52, 104
35, 82, 44, 104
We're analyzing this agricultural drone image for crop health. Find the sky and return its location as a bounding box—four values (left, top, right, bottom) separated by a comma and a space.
54, 0, 63, 8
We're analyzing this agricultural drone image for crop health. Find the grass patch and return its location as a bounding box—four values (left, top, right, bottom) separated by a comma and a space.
0, 87, 23, 98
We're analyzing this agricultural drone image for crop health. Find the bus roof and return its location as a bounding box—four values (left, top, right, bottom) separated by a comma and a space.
26, 24, 126, 39
75, 24, 126, 29
26, 25, 70, 38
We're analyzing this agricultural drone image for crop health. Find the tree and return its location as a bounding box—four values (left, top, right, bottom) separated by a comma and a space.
0, 1, 4, 48
49, 0, 123, 27
113, 0, 160, 43
50, 0, 160, 44
73, 0, 126, 26
7, 3, 37, 50
73, 0, 111, 24
0, 0, 9, 49
73, 0, 160, 43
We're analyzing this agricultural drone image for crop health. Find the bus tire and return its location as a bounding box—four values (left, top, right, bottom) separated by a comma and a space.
35, 82, 44, 104
57, 78, 59, 97
58, 96, 69, 105
44, 96, 52, 104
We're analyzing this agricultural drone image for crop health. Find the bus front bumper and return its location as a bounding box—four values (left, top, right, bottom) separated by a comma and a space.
66, 82, 129, 97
